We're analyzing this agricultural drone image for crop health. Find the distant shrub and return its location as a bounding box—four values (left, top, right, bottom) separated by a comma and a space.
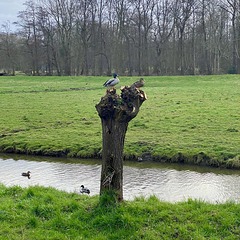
228, 66, 236, 74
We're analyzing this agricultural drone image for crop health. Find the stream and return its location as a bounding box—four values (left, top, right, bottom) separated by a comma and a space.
1, 153, 240, 203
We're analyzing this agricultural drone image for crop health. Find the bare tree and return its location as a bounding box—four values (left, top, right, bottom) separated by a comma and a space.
219, 0, 240, 73
96, 0, 106, 75
37, 5, 59, 75
0, 22, 19, 75
75, 0, 92, 75
153, 0, 174, 75
18, 0, 42, 75
42, 0, 75, 75
174, 0, 195, 75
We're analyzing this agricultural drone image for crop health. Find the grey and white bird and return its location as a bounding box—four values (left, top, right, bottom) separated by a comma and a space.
80, 185, 90, 194
132, 78, 144, 89
103, 73, 119, 89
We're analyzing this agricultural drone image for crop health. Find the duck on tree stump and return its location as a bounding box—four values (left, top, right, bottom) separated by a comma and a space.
95, 82, 147, 201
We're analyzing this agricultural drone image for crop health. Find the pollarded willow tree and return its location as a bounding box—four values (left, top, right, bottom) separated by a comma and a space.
95, 83, 147, 201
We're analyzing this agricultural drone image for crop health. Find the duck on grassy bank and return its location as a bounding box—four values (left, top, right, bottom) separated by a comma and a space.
80, 185, 90, 194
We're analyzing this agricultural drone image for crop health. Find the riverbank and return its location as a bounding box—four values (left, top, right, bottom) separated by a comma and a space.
1, 184, 240, 239
0, 75, 239, 168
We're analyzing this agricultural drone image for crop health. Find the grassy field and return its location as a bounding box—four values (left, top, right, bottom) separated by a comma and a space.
1, 184, 240, 239
0, 75, 239, 168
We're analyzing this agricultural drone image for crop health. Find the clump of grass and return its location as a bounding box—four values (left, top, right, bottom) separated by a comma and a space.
227, 155, 240, 168
227, 128, 239, 133
98, 190, 119, 208
1, 184, 240, 239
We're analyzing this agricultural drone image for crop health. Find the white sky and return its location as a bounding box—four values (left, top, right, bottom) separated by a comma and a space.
0, 0, 28, 31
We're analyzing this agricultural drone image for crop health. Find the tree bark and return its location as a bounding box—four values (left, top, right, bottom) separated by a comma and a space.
95, 85, 147, 201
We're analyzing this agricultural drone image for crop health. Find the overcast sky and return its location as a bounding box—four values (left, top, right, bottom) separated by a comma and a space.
0, 0, 27, 31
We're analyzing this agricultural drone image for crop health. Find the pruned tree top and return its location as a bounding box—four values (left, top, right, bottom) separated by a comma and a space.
96, 85, 147, 123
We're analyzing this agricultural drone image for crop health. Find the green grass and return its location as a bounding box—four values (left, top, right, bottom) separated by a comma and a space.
0, 75, 239, 167
0, 184, 240, 239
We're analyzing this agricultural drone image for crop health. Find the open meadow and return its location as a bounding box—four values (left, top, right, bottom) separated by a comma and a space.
0, 75, 239, 168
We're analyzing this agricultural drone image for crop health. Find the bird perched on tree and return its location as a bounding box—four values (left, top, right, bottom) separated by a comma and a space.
80, 185, 90, 194
103, 73, 119, 89
131, 78, 144, 89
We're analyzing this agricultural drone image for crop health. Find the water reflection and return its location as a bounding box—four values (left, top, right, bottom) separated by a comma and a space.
1, 153, 240, 203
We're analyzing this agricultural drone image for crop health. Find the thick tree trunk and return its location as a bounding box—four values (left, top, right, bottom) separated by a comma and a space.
96, 85, 147, 201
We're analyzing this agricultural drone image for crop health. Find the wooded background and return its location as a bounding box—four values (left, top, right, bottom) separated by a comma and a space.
0, 0, 240, 76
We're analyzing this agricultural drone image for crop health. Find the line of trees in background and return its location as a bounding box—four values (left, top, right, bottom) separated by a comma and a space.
0, 0, 240, 76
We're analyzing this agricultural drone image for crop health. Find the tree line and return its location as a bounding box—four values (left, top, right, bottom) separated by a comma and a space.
0, 0, 240, 76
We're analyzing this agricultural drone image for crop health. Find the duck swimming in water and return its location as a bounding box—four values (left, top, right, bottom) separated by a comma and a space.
103, 73, 119, 89
80, 185, 90, 194
22, 171, 31, 178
